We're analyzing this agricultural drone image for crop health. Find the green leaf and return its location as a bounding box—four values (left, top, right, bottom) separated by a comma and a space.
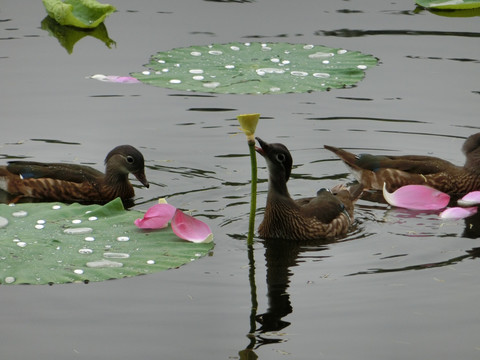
131, 42, 378, 94
42, 0, 116, 29
0, 199, 213, 285
416, 0, 480, 9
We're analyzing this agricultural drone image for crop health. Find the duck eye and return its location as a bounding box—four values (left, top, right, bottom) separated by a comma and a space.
276, 153, 286, 162
126, 156, 135, 164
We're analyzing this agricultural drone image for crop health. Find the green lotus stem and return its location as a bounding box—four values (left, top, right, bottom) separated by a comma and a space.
237, 113, 260, 245
247, 139, 257, 246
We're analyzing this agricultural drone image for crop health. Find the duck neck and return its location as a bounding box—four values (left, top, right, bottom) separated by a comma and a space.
267, 174, 291, 200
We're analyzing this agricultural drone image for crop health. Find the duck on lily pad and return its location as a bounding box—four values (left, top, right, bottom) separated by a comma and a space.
382, 184, 480, 219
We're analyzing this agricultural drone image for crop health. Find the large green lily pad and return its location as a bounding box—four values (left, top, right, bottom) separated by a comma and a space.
131, 42, 378, 94
0, 199, 213, 285
416, 0, 480, 9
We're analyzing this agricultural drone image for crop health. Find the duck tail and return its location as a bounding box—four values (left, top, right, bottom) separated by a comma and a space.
324, 145, 359, 168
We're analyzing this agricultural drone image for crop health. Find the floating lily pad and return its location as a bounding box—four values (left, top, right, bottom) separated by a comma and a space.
131, 42, 378, 94
416, 0, 480, 9
0, 199, 213, 285
42, 0, 116, 29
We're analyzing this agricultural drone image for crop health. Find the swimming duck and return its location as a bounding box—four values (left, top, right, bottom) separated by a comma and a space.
255, 137, 362, 241
0, 145, 149, 203
324, 132, 480, 196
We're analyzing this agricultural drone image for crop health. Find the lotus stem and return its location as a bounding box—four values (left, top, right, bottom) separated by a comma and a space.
247, 139, 257, 246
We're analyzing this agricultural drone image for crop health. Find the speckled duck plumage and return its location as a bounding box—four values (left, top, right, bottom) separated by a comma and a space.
255, 137, 362, 241
0, 145, 149, 203
324, 132, 480, 196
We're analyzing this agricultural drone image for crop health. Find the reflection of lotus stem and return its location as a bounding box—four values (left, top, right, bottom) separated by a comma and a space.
247, 139, 257, 246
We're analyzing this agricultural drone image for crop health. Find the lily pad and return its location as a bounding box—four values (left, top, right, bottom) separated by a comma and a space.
416, 0, 480, 9
42, 0, 116, 29
131, 42, 378, 94
0, 199, 213, 285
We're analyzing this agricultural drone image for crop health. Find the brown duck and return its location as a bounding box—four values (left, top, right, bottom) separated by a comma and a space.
324, 132, 480, 196
0, 145, 149, 203
255, 137, 362, 241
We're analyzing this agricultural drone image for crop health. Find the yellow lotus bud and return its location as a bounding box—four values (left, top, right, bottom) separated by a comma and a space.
237, 113, 260, 142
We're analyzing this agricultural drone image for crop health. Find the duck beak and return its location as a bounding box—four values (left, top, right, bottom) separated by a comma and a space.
255, 137, 268, 156
133, 171, 150, 188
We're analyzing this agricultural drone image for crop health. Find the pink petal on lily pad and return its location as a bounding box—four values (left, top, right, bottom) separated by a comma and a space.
440, 207, 478, 220
383, 183, 450, 210
457, 191, 480, 206
134, 203, 177, 229
171, 209, 213, 243
90, 74, 141, 83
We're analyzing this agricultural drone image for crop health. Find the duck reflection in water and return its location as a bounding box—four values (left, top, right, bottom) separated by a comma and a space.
241, 237, 338, 355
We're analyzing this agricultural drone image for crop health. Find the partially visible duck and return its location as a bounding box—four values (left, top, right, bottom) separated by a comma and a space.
0, 145, 149, 203
255, 137, 362, 241
324, 132, 480, 196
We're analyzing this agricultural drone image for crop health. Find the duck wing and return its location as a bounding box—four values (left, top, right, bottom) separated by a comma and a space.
297, 188, 347, 224
355, 154, 454, 175
6, 161, 103, 184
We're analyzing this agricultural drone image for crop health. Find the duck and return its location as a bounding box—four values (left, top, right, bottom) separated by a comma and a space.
0, 145, 149, 203
255, 137, 363, 241
324, 132, 480, 196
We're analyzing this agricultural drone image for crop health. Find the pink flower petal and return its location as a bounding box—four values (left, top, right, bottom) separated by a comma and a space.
171, 209, 213, 243
383, 183, 450, 210
134, 203, 176, 229
440, 207, 478, 220
457, 191, 480, 206
90, 74, 141, 83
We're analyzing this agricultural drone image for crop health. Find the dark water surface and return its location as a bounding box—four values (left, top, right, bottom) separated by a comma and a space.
1, 1, 480, 359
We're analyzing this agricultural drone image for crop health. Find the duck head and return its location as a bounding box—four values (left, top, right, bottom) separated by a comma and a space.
255, 137, 293, 183
105, 145, 149, 188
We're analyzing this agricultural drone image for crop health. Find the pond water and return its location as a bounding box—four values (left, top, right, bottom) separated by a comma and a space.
1, 0, 480, 359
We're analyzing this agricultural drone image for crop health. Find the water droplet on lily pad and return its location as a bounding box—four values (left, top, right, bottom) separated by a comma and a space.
4, 276, 15, 284
79, 248, 93, 255
0, 216, 8, 228
17, 242, 27, 247
37, 220, 46, 224
291, 71, 308, 77
147, 260, 155, 265
88, 216, 98, 221
86, 259, 124, 268
12, 211, 28, 217
73, 269, 84, 275
116, 236, 130, 242
35, 224, 44, 230
64, 227, 93, 235
313, 73, 330, 78
52, 205, 61, 210
203, 82, 220, 89
85, 236, 95, 242
103, 252, 130, 259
